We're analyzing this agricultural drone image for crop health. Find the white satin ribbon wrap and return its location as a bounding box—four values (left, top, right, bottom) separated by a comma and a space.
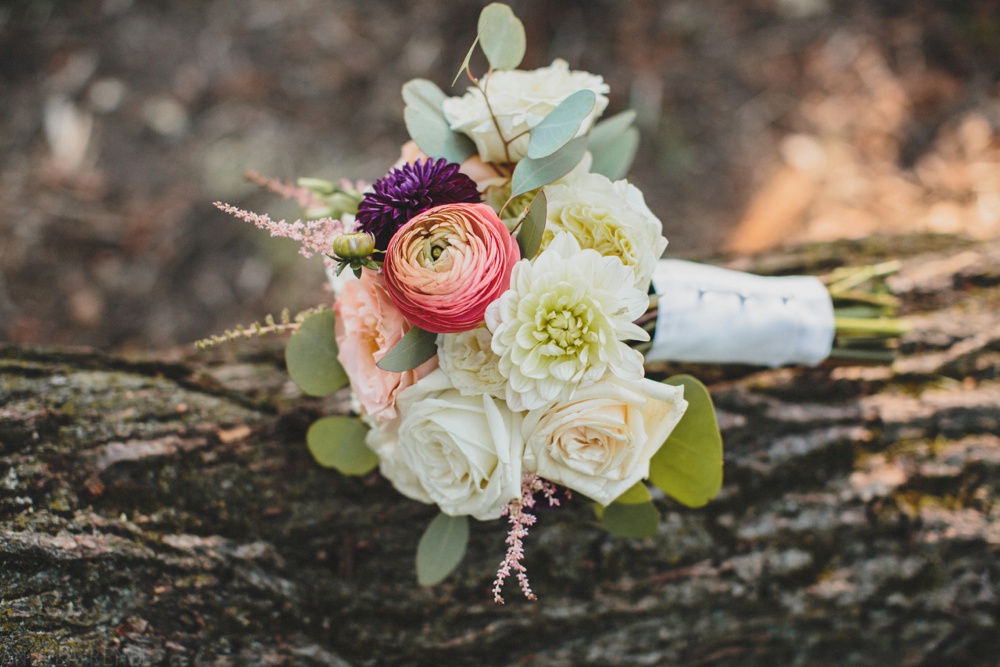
647, 259, 835, 367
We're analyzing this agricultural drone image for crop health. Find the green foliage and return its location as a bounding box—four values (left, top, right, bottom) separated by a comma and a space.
649, 375, 723, 508
376, 325, 438, 373
402, 78, 448, 118
588, 110, 640, 180
591, 127, 638, 181
306, 416, 377, 476
452, 28, 483, 86
295, 178, 364, 220
612, 481, 652, 504
598, 482, 658, 537
527, 90, 596, 159
402, 79, 476, 164
416, 513, 469, 586
514, 190, 546, 260
588, 110, 636, 149
599, 500, 660, 538
477, 3, 526, 71
285, 310, 349, 397
509, 136, 587, 199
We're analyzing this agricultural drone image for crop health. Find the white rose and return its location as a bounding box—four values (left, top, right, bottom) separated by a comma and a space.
543, 171, 668, 290
442, 59, 609, 164
522, 377, 688, 506
396, 370, 524, 520
364, 418, 433, 505
436, 325, 506, 398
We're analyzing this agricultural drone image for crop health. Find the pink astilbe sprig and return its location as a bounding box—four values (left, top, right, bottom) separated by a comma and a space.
244, 170, 327, 212
214, 202, 352, 263
492, 473, 564, 604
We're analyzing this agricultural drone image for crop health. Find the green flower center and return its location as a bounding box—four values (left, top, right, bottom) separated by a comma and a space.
417, 229, 454, 269
535, 302, 595, 355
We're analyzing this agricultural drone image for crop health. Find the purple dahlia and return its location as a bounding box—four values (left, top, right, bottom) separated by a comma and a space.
356, 158, 481, 250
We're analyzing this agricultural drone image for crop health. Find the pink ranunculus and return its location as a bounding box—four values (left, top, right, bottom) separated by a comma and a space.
334, 269, 437, 422
382, 202, 520, 334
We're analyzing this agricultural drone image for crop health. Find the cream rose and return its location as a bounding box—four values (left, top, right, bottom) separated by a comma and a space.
522, 377, 688, 506
442, 59, 609, 164
542, 171, 668, 290
395, 370, 524, 520
334, 269, 437, 422
364, 418, 433, 505
436, 325, 506, 398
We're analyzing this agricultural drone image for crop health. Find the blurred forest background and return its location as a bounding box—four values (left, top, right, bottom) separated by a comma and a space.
1, 0, 999, 352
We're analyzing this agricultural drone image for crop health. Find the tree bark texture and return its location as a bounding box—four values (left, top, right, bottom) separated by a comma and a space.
2, 234, 999, 666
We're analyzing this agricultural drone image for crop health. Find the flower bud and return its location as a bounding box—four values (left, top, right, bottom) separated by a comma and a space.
332, 232, 375, 259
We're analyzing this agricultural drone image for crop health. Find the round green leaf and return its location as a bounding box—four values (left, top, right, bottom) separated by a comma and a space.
285, 310, 348, 397
510, 136, 587, 199
590, 126, 639, 180
403, 106, 476, 165
416, 513, 469, 586
527, 90, 596, 159
478, 3, 526, 71
611, 481, 652, 505
649, 375, 723, 508
402, 78, 448, 118
306, 416, 377, 476
587, 110, 637, 150
600, 501, 659, 538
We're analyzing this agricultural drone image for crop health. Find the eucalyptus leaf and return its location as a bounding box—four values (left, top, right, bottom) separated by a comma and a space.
590, 126, 639, 180
477, 3, 526, 71
649, 375, 723, 508
452, 31, 483, 86
527, 90, 596, 159
509, 136, 587, 199
376, 325, 438, 372
403, 106, 476, 165
306, 416, 377, 476
416, 513, 469, 586
285, 310, 348, 397
600, 500, 660, 538
587, 109, 637, 150
515, 190, 546, 260
611, 481, 652, 505
402, 79, 448, 118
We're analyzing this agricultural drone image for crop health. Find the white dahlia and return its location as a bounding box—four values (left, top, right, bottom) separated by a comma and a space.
485, 232, 649, 411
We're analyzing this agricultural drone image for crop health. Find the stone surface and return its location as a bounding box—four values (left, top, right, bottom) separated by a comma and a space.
2, 235, 999, 666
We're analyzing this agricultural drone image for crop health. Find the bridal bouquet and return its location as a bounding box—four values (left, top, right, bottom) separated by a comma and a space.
205, 3, 903, 602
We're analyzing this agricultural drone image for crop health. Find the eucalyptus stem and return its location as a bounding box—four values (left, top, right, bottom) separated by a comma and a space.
825, 260, 901, 292
835, 317, 912, 337
475, 78, 512, 165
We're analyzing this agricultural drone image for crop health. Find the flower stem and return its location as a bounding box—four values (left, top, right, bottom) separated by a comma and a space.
835, 317, 911, 337
475, 78, 512, 166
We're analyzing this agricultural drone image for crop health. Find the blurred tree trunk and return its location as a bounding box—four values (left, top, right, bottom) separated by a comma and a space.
2, 234, 999, 667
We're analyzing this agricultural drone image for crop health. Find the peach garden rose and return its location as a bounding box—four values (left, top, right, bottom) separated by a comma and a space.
334, 269, 437, 422
382, 202, 520, 334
